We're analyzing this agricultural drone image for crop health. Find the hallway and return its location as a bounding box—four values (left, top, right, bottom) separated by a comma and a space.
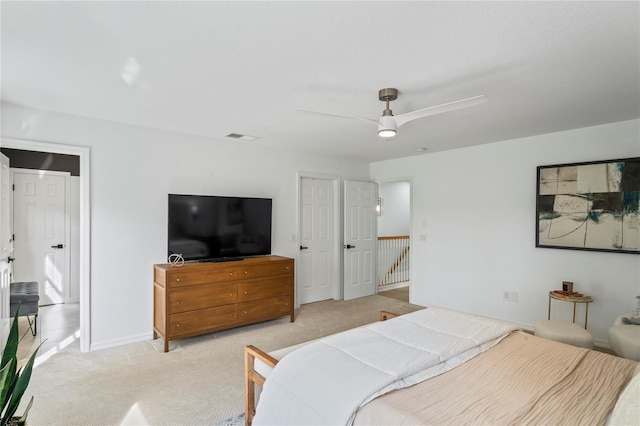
17, 303, 80, 362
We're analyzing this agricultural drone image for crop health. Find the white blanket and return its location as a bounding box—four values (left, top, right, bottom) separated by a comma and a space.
253, 308, 517, 425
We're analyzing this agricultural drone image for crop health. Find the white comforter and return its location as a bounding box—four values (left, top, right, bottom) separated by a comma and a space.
253, 308, 517, 425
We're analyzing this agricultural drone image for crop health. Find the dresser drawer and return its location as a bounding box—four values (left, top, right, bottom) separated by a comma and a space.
238, 260, 293, 279
167, 266, 236, 287
238, 275, 292, 302
169, 304, 237, 337
169, 282, 237, 314
238, 296, 291, 323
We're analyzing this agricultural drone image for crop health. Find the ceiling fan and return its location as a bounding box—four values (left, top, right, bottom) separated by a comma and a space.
297, 88, 487, 138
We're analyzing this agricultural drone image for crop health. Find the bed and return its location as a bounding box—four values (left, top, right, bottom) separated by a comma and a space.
244, 308, 639, 426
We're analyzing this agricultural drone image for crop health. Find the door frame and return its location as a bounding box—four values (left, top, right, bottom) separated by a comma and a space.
296, 172, 341, 305
1, 138, 91, 352
0, 153, 12, 349
374, 176, 413, 300
11, 168, 72, 305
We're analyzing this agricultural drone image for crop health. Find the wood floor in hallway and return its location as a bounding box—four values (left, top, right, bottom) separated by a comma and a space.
379, 285, 409, 302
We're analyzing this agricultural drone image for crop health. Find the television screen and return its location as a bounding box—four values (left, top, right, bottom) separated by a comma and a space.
168, 194, 272, 262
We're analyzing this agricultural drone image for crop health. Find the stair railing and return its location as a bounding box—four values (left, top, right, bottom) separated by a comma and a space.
377, 235, 410, 288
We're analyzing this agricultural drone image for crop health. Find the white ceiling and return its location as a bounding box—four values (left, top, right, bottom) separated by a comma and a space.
2, 1, 639, 162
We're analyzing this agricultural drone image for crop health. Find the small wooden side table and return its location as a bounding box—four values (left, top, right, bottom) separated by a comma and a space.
548, 291, 593, 329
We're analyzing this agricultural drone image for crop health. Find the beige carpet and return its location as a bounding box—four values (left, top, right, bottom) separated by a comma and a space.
20, 295, 422, 426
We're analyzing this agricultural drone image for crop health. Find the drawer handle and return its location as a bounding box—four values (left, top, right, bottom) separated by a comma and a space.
244, 311, 248, 314
176, 323, 181, 328
244, 291, 248, 295
175, 301, 180, 305
176, 278, 180, 282
286, 266, 290, 270
230, 293, 233, 296
229, 273, 233, 276
244, 271, 248, 274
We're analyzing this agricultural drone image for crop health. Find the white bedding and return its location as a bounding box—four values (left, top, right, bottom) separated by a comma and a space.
253, 308, 517, 425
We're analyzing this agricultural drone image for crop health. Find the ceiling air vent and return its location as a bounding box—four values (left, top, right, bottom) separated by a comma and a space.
225, 133, 257, 141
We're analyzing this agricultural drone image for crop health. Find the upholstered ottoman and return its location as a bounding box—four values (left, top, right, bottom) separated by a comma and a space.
608, 313, 640, 361
534, 320, 594, 349
9, 281, 39, 336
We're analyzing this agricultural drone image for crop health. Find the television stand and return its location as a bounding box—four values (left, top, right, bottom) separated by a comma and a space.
153, 255, 294, 352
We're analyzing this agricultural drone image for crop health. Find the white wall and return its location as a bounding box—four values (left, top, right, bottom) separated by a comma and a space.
1, 102, 371, 350
371, 119, 640, 346
377, 181, 410, 236
3, 100, 638, 349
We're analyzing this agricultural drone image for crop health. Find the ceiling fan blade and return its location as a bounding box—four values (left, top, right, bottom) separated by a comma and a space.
393, 95, 487, 128
296, 108, 378, 126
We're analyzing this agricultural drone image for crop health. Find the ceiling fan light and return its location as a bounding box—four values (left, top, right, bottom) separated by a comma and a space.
378, 116, 397, 138
378, 128, 397, 138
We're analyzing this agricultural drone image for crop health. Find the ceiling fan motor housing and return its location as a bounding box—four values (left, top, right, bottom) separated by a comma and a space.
378, 89, 398, 137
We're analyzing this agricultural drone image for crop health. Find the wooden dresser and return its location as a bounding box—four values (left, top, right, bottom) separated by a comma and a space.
153, 255, 294, 352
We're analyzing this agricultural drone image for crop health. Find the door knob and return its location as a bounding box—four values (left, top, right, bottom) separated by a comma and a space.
344, 244, 356, 249
300, 246, 309, 250
51, 244, 64, 249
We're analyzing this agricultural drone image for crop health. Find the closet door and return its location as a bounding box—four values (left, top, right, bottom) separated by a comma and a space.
13, 170, 69, 306
343, 180, 377, 300
299, 177, 335, 304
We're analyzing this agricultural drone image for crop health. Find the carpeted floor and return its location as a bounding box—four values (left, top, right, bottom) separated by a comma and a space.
20, 294, 423, 425
212, 412, 245, 426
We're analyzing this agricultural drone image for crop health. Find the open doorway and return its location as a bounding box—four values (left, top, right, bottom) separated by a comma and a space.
376, 179, 411, 302
1, 139, 90, 353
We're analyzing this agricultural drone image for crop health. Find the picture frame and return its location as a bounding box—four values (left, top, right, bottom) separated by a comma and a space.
536, 157, 640, 254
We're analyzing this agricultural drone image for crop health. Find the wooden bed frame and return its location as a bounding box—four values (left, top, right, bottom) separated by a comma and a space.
243, 311, 399, 425
244, 310, 639, 425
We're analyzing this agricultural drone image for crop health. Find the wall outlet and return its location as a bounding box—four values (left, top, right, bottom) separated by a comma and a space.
503, 290, 519, 302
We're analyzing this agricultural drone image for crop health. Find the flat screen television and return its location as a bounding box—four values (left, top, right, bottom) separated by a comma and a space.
168, 194, 272, 262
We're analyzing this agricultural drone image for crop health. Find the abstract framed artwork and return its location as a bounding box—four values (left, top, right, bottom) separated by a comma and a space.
536, 157, 640, 254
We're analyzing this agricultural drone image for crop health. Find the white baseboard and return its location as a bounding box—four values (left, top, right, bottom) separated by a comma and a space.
90, 332, 153, 352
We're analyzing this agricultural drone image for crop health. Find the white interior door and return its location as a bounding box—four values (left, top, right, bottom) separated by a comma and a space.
0, 154, 12, 348
13, 170, 69, 306
343, 180, 377, 300
299, 177, 335, 304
